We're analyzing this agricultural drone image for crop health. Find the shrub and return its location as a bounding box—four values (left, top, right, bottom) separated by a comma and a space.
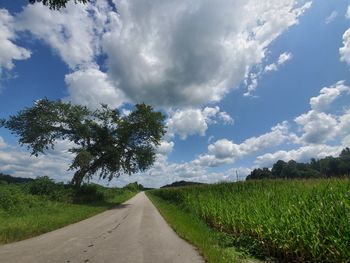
73, 184, 104, 204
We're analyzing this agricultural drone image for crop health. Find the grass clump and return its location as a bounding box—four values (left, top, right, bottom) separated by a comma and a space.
0, 176, 138, 244
149, 179, 350, 262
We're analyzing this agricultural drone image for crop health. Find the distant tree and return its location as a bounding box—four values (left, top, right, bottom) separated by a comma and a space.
310, 158, 320, 171
28, 0, 90, 10
0, 99, 166, 189
246, 147, 350, 180
246, 168, 272, 180
340, 147, 350, 158
271, 160, 286, 178
123, 182, 144, 191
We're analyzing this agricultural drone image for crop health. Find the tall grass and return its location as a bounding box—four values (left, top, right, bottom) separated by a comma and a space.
150, 179, 350, 262
0, 179, 137, 244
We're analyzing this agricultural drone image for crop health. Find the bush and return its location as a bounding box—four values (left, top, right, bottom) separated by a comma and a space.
26, 176, 73, 203
73, 184, 104, 204
27, 176, 57, 196
0, 185, 40, 214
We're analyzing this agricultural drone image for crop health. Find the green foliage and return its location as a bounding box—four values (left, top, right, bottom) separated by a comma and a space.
73, 184, 104, 203
150, 179, 350, 262
123, 182, 144, 191
0, 180, 138, 244
147, 193, 247, 263
1, 99, 166, 188
247, 147, 350, 180
28, 0, 90, 10
0, 173, 33, 184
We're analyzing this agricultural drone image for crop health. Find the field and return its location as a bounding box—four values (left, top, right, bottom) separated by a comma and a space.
148, 179, 350, 262
0, 177, 138, 244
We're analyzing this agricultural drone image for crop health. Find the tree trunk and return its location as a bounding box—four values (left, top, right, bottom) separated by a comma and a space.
71, 171, 85, 190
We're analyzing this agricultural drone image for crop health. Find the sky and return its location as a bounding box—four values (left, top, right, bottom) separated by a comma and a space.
0, 0, 350, 188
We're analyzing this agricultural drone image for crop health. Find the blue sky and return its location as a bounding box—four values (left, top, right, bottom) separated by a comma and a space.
0, 0, 350, 187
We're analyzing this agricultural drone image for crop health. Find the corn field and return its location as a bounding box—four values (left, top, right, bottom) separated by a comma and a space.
150, 179, 350, 262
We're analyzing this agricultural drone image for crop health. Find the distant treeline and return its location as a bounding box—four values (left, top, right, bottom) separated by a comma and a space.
161, 180, 204, 188
246, 147, 350, 180
0, 173, 34, 184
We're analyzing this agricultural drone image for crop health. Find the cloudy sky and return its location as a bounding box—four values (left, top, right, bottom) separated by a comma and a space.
0, 0, 349, 188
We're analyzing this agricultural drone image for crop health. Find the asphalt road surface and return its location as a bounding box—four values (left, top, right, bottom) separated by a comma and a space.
0, 192, 204, 263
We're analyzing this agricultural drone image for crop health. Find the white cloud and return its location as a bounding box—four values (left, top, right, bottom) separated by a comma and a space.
294, 81, 350, 144
325, 11, 338, 24
0, 139, 74, 182
264, 51, 293, 72
0, 137, 6, 148
310, 81, 350, 111
156, 141, 174, 156
195, 121, 290, 167
103, 0, 311, 106
166, 106, 233, 140
117, 153, 252, 188
218, 111, 234, 125
0, 9, 31, 73
64, 67, 126, 109
15, 2, 112, 69
346, 6, 350, 19
6, 0, 311, 107
340, 28, 350, 65
294, 111, 338, 144
255, 145, 343, 167
338, 109, 350, 141
245, 51, 293, 96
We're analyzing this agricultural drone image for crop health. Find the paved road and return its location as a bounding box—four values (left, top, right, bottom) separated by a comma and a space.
0, 192, 204, 263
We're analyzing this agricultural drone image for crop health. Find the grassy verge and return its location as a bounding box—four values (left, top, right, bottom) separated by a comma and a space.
0, 179, 138, 244
148, 179, 350, 262
146, 192, 258, 263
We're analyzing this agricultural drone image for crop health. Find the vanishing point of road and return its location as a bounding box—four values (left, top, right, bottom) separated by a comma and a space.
0, 192, 204, 263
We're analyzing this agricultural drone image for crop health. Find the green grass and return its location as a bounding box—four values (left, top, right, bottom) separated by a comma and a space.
149, 179, 350, 262
0, 182, 137, 244
146, 192, 259, 263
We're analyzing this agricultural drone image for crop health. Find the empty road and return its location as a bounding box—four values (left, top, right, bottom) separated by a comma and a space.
0, 192, 204, 263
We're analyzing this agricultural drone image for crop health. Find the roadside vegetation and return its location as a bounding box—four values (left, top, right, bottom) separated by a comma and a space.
149, 179, 350, 262
0, 175, 139, 244
147, 192, 256, 263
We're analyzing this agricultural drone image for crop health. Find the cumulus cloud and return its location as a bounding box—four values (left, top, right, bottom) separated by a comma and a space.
294, 111, 338, 144
218, 111, 234, 125
117, 153, 252, 188
156, 141, 174, 156
264, 52, 293, 72
64, 67, 127, 109
340, 28, 350, 65
338, 109, 350, 140
325, 11, 337, 24
15, 2, 112, 69
346, 6, 350, 19
103, 0, 311, 106
294, 81, 350, 144
310, 81, 350, 111
4, 0, 311, 107
0, 139, 74, 182
195, 121, 290, 167
166, 106, 233, 139
0, 9, 31, 75
245, 51, 293, 96
255, 145, 343, 167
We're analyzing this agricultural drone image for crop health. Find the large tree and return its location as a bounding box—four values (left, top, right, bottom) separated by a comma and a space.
0, 99, 166, 188
29, 0, 90, 10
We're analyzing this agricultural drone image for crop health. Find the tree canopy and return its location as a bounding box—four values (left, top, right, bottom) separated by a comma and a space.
28, 0, 90, 10
246, 148, 350, 180
0, 99, 166, 188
